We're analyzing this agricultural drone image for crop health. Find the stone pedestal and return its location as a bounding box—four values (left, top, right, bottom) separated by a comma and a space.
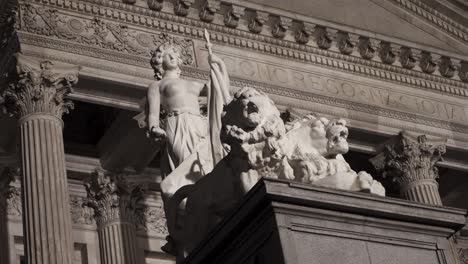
184, 178, 465, 264
84, 170, 145, 264
1, 54, 80, 264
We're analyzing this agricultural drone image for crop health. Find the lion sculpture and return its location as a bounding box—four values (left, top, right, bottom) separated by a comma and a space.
165, 87, 385, 261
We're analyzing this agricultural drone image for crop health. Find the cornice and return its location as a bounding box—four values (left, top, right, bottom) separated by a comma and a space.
392, 0, 468, 43
21, 47, 468, 142
16, 0, 468, 96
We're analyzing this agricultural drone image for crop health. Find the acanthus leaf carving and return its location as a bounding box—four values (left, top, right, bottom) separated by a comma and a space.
84, 169, 146, 226
271, 16, 291, 39
438, 57, 457, 78
295, 22, 314, 45
399, 47, 417, 69
379, 42, 400, 65
420, 52, 439, 74
147, 0, 164, 11
371, 132, 446, 187
2, 54, 79, 118
174, 0, 194, 16
459, 61, 468, 83
248, 10, 268, 34
199, 0, 219, 23
358, 37, 379, 60
223, 5, 245, 28
70, 195, 95, 225
336, 32, 359, 55
142, 204, 169, 235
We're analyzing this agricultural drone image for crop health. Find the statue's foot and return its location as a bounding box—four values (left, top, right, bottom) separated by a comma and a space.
161, 235, 178, 256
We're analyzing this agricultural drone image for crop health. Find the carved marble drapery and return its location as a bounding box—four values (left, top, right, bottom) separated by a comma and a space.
371, 131, 446, 205
84, 170, 145, 264
1, 54, 79, 264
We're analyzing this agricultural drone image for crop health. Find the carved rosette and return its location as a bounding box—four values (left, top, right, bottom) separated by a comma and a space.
400, 47, 417, 69
371, 132, 446, 205
295, 22, 313, 45
336, 32, 359, 55
248, 10, 268, 34
199, 0, 220, 23
174, 0, 194, 16
147, 0, 164, 11
271, 16, 291, 39
84, 170, 145, 226
2, 54, 79, 118
224, 5, 245, 28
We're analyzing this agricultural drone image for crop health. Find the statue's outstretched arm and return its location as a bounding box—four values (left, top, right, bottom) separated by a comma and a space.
147, 81, 166, 138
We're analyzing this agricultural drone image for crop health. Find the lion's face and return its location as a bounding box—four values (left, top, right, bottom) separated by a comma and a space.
222, 87, 281, 132
325, 119, 349, 156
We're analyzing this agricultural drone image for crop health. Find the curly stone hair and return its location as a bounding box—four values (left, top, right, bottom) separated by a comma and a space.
150, 43, 183, 80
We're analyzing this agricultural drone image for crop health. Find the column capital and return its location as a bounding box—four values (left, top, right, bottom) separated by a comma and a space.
1, 54, 80, 118
84, 169, 145, 226
372, 131, 446, 186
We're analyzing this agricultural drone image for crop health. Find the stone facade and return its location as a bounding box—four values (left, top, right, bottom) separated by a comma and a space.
0, 0, 467, 263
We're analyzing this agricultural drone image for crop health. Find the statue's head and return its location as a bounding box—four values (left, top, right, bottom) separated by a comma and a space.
150, 44, 183, 80
325, 119, 349, 156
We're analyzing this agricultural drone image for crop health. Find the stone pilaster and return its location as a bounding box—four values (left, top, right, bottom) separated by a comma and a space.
84, 169, 145, 264
1, 54, 80, 264
0, 167, 16, 264
371, 131, 446, 205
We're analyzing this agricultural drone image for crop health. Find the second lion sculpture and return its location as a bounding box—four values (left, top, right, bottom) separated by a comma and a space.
166, 87, 385, 260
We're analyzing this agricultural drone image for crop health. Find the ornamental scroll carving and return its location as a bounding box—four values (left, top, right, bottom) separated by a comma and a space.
20, 3, 195, 65
70, 195, 95, 226
1, 54, 79, 118
143, 205, 169, 235
84, 170, 146, 226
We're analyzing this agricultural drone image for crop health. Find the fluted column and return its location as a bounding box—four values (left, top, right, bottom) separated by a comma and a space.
371, 131, 446, 205
84, 170, 145, 264
1, 54, 80, 264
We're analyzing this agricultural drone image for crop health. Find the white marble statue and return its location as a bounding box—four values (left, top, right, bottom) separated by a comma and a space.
165, 87, 385, 260
135, 30, 231, 255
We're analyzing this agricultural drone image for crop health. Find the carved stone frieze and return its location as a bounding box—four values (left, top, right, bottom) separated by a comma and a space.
70, 195, 95, 225
199, 0, 220, 23
336, 32, 359, 55
19, 4, 196, 66
379, 42, 400, 65
248, 10, 268, 34
174, 0, 194, 16
84, 170, 146, 226
399, 47, 417, 69
223, 5, 245, 28
420, 52, 439, 74
271, 16, 291, 39
147, 0, 163, 11
1, 54, 79, 118
358, 37, 379, 60
143, 204, 169, 235
295, 22, 314, 45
